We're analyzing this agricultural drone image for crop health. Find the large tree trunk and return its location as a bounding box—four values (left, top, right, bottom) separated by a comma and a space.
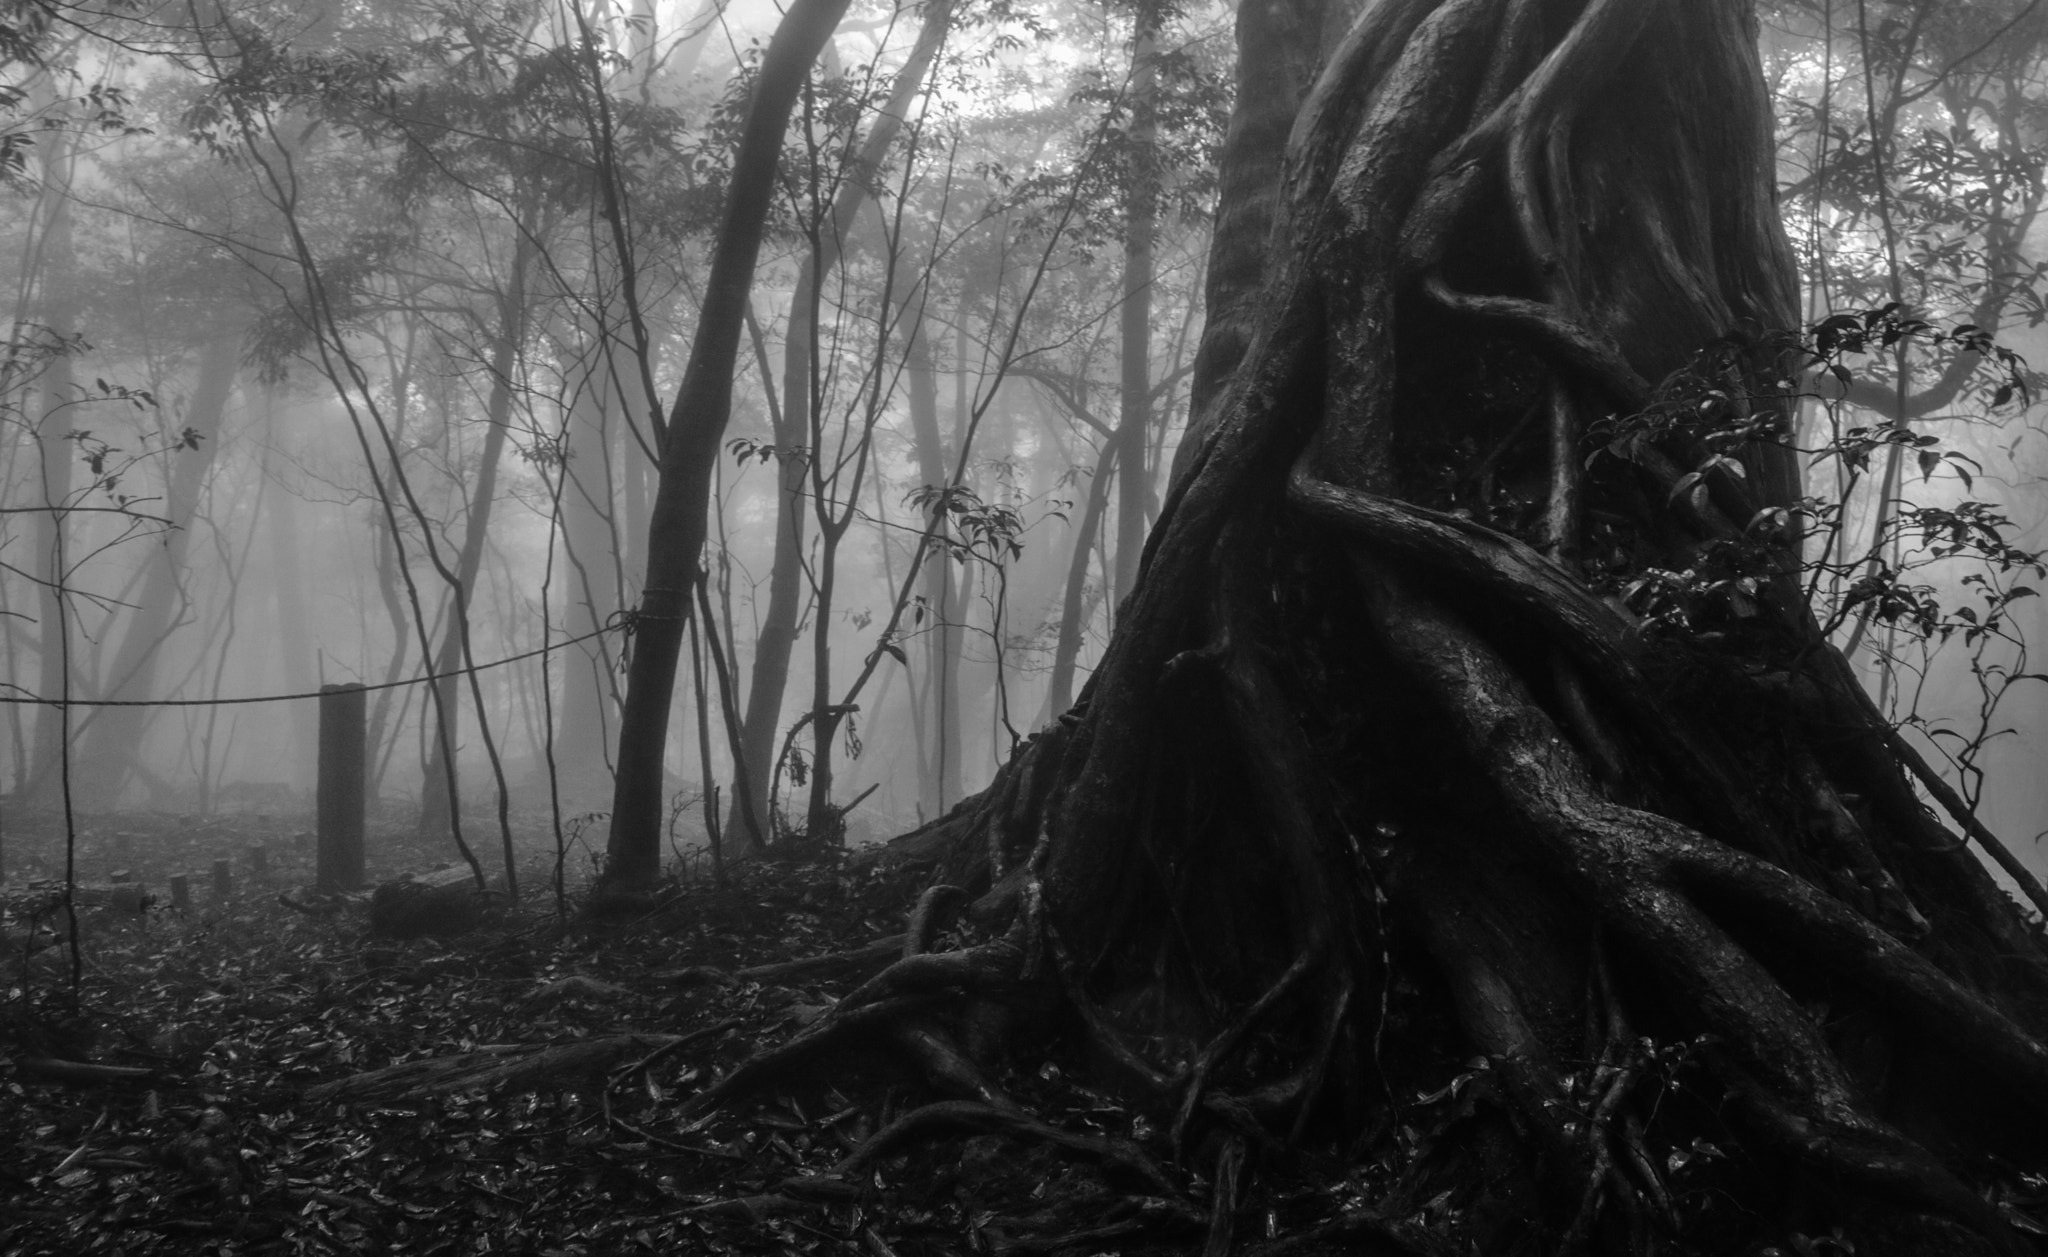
1173, 0, 1340, 474
725, 2, 2048, 1251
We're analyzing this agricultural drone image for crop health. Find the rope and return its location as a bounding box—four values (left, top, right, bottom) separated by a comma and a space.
0, 622, 629, 709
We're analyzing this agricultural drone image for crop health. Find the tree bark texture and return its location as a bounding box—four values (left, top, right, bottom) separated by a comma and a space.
813, 2, 2048, 1250
1173, 0, 1340, 478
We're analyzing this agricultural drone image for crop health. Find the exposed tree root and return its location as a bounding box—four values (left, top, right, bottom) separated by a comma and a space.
1192, 1135, 1243, 1257
1356, 560, 2044, 1251
904, 885, 968, 955
676, 994, 946, 1119
654, 1, 2048, 1251
1172, 946, 1320, 1145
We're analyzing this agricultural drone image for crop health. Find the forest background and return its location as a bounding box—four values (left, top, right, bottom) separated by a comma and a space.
5, 0, 2048, 895
20, 1, 2048, 1253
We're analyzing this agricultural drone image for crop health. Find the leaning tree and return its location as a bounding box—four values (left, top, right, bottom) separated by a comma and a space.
675, 0, 2048, 1251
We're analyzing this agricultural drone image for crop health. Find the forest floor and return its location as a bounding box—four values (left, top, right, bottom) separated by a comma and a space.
0, 808, 1325, 1257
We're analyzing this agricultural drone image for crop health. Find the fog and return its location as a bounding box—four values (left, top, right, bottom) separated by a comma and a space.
6, 0, 2048, 885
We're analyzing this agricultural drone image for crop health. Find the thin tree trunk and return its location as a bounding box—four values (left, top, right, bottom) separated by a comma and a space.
70, 331, 240, 807
1045, 433, 1117, 718
553, 342, 625, 802
937, 529, 974, 808
1111, 3, 1160, 609
902, 309, 951, 815
261, 383, 318, 777
727, 0, 954, 851
363, 322, 423, 803
622, 432, 651, 587
365, 498, 415, 802
602, 0, 856, 895
418, 232, 534, 837
23, 118, 80, 810
671, 0, 735, 85
730, 361, 809, 848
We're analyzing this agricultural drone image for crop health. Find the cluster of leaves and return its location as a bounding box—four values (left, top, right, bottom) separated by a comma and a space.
0, 336, 192, 568
0, 0, 54, 70
1808, 305, 2030, 409
67, 418, 201, 515
1018, 27, 1230, 264
375, 23, 680, 219
2, 78, 143, 187
905, 481, 1030, 564
1063, 38, 1230, 218
0, 322, 86, 398
181, 26, 400, 158
1593, 306, 2043, 651
1769, 0, 2048, 331
727, 435, 811, 468
1815, 500, 2044, 645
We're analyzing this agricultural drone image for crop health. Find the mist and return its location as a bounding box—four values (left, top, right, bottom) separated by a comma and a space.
14, 1, 2048, 1251
0, 0, 2041, 897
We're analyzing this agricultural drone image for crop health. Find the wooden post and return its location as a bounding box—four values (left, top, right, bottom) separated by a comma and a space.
248, 844, 268, 876
212, 858, 233, 898
170, 873, 190, 911
317, 683, 367, 890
